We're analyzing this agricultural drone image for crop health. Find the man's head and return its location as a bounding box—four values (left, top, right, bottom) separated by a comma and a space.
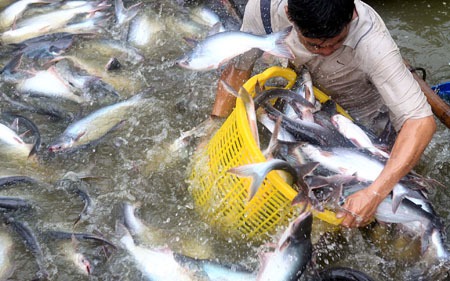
286, 0, 355, 55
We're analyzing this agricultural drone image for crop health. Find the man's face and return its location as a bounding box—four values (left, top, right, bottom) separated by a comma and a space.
295, 24, 350, 56
284, 5, 351, 56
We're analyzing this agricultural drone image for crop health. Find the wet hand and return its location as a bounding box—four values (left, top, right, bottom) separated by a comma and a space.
336, 189, 383, 228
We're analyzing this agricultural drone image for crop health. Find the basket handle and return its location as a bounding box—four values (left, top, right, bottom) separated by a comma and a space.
242, 66, 297, 97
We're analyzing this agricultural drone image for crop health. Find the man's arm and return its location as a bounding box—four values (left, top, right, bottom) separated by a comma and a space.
336, 115, 436, 227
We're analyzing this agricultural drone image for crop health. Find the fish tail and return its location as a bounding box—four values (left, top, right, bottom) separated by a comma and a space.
227, 163, 269, 201
264, 26, 294, 59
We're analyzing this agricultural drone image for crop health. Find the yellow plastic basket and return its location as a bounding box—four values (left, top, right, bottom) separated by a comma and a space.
188, 66, 347, 241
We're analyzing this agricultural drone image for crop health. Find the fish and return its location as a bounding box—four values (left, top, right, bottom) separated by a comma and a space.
0, 122, 36, 161
257, 111, 296, 143
174, 253, 256, 281
253, 87, 317, 122
0, 196, 31, 211
43, 230, 116, 249
52, 59, 120, 100
263, 103, 352, 147
252, 88, 352, 147
121, 206, 248, 281
299, 143, 426, 213
0, 174, 39, 188
0, 1, 109, 44
4, 215, 48, 280
317, 266, 375, 281
48, 55, 144, 93
16, 66, 87, 103
169, 117, 221, 153
1, 92, 73, 120
122, 202, 154, 239
49, 93, 146, 152
298, 67, 315, 105
189, 6, 225, 32
256, 211, 313, 281
8, 32, 75, 59
114, 0, 142, 26
72, 187, 93, 226
319, 180, 450, 261
122, 202, 214, 259
118, 223, 197, 281
0, 231, 14, 280
76, 38, 145, 65
127, 11, 165, 47
176, 26, 294, 71
63, 241, 92, 276
220, 80, 259, 148
0, 0, 53, 29
331, 114, 390, 158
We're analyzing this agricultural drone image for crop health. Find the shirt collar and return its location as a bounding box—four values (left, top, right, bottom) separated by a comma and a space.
343, 0, 375, 49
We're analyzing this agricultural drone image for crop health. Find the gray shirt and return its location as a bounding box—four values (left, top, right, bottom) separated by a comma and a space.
236, 0, 432, 132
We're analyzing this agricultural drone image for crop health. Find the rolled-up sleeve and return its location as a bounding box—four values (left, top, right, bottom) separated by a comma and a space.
364, 31, 432, 131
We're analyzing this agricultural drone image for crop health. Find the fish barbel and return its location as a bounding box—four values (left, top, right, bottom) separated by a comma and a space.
176, 26, 294, 71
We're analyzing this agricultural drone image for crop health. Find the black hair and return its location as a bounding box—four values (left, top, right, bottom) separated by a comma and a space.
287, 0, 355, 39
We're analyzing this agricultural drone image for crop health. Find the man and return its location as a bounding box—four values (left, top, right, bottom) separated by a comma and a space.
211, 0, 436, 228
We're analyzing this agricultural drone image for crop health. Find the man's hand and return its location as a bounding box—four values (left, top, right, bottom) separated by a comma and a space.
336, 188, 383, 228
336, 116, 436, 228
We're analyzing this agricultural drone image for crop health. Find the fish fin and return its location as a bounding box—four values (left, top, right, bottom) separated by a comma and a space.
390, 195, 403, 214
297, 162, 319, 179
183, 37, 199, 48
278, 236, 292, 252
265, 26, 294, 59
207, 22, 223, 36
75, 131, 86, 142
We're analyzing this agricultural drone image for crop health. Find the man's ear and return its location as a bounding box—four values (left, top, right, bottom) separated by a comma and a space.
284, 5, 290, 21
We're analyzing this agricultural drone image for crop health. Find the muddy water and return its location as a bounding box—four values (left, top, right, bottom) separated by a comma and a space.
0, 0, 449, 280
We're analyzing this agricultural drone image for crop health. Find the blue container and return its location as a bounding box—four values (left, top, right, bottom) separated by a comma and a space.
432, 81, 450, 104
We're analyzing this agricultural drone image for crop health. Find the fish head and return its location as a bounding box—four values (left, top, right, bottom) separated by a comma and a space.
175, 55, 192, 69
48, 136, 75, 152
75, 253, 92, 275
289, 211, 313, 242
